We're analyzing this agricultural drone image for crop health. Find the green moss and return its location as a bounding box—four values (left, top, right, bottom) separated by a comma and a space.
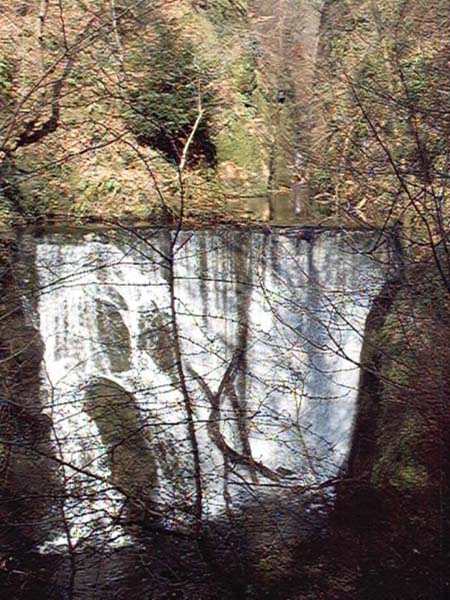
13, 157, 71, 217
124, 22, 217, 166
397, 464, 429, 487
229, 52, 257, 98
373, 418, 430, 489
217, 111, 261, 170
0, 197, 15, 234
204, 0, 248, 28
215, 90, 270, 194
386, 363, 410, 386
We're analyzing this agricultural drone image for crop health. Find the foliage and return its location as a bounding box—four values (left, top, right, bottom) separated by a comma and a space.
0, 1, 290, 226
310, 0, 450, 239
124, 23, 217, 166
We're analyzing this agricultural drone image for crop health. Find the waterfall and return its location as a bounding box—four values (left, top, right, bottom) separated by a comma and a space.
31, 227, 387, 545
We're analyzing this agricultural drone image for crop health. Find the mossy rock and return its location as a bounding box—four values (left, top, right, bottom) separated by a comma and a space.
0, 243, 63, 552
95, 298, 132, 373
84, 378, 159, 521
138, 303, 177, 381
339, 256, 450, 590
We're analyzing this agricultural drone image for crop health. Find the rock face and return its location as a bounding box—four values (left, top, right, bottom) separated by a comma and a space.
339, 256, 450, 598
95, 299, 132, 373
84, 378, 159, 525
0, 239, 62, 554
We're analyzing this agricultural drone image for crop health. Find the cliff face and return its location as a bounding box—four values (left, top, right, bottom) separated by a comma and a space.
349, 258, 450, 488
0, 239, 62, 554
338, 254, 450, 597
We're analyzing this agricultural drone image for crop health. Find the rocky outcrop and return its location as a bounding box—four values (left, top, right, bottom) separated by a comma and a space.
95, 299, 132, 373
337, 255, 450, 598
84, 378, 159, 525
0, 239, 62, 555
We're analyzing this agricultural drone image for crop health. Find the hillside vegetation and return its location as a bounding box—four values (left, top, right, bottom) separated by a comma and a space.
309, 0, 450, 247
1, 0, 303, 231
1, 0, 449, 241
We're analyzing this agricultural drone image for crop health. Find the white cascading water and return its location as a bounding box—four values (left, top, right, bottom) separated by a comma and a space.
32, 228, 387, 546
